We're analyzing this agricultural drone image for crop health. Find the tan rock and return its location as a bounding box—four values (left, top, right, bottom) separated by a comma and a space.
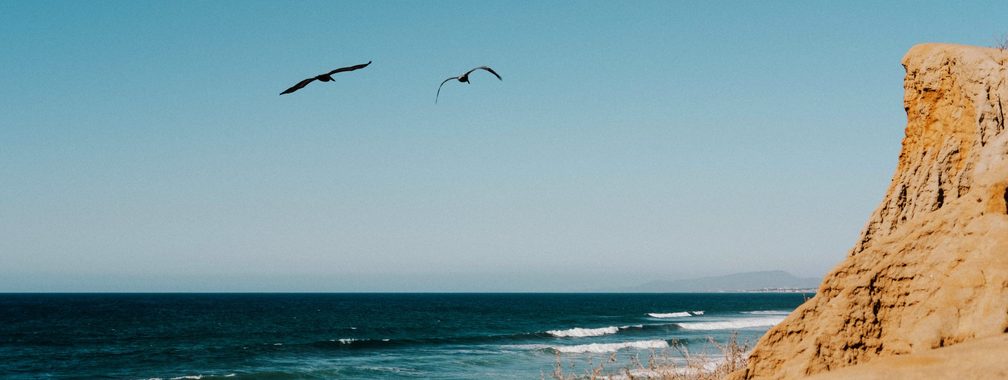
801, 334, 1008, 379
733, 43, 1008, 379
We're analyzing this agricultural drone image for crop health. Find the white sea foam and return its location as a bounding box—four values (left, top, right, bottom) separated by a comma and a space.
603, 360, 722, 380
337, 338, 359, 344
359, 366, 421, 374
648, 311, 691, 318
169, 376, 204, 380
676, 316, 785, 330
690, 310, 704, 315
550, 339, 670, 354
741, 310, 791, 315
546, 326, 619, 338
619, 324, 644, 329
500, 344, 545, 351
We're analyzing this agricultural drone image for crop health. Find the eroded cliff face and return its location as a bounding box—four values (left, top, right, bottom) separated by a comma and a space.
735, 44, 1008, 379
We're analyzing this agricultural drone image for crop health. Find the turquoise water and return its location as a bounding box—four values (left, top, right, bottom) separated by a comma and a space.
0, 293, 810, 379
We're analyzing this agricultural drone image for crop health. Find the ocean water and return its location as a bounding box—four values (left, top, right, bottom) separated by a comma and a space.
0, 293, 811, 379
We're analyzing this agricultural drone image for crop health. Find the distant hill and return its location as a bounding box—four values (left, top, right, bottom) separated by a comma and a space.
621, 270, 820, 292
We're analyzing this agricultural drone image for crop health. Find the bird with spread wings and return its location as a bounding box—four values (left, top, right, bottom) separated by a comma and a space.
436, 66, 502, 103
280, 61, 372, 95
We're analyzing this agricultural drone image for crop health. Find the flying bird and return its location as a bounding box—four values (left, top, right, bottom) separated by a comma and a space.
435, 66, 502, 103
280, 61, 372, 95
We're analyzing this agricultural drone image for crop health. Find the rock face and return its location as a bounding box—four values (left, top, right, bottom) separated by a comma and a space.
801, 334, 1008, 380
736, 44, 1008, 379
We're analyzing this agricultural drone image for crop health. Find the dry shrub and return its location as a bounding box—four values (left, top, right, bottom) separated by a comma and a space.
994, 34, 1008, 51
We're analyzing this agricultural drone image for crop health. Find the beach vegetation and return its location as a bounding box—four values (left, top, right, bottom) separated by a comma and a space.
994, 34, 1008, 50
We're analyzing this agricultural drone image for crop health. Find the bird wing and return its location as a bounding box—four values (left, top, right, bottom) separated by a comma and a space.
435, 77, 458, 104
465, 66, 502, 81
280, 77, 317, 95
327, 61, 372, 75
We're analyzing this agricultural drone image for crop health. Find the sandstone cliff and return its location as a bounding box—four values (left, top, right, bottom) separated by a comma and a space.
735, 43, 1008, 379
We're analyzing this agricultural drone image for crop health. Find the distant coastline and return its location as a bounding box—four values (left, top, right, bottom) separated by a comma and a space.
618, 270, 821, 293
741, 287, 817, 293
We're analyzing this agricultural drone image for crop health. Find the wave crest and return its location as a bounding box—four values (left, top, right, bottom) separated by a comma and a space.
741, 310, 790, 315
676, 317, 785, 330
546, 326, 619, 338
648, 312, 691, 318
551, 339, 670, 354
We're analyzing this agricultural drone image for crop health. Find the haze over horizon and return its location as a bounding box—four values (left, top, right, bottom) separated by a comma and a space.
3, 1, 1007, 291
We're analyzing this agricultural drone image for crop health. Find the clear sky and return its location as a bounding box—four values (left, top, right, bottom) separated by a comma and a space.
2, 1, 1006, 291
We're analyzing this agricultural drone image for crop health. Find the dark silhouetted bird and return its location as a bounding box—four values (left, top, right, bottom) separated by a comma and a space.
436, 66, 502, 103
280, 61, 372, 95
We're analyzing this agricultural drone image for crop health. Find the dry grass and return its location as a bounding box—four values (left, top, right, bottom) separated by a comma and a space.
994, 34, 1008, 51
546, 333, 749, 380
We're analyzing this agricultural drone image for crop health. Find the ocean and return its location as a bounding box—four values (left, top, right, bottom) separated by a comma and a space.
0, 293, 811, 379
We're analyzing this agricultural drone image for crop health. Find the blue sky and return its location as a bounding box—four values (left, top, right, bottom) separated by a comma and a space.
2, 1, 1006, 291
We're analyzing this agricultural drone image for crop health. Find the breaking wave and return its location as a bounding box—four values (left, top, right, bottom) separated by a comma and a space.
741, 310, 790, 315
648, 312, 691, 318
676, 317, 785, 330
550, 339, 670, 354
510, 339, 671, 354
546, 326, 619, 338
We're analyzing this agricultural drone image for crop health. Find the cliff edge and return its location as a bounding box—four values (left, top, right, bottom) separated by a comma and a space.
735, 43, 1008, 379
